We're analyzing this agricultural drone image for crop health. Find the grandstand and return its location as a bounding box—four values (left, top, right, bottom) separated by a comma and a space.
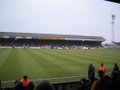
0, 32, 105, 49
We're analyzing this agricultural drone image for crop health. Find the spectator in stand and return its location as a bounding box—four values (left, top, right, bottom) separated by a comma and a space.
20, 75, 30, 89
113, 63, 119, 72
88, 64, 95, 81
91, 70, 109, 90
99, 63, 106, 76
35, 80, 55, 90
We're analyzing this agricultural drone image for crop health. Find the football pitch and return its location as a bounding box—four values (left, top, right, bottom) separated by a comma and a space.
0, 48, 120, 82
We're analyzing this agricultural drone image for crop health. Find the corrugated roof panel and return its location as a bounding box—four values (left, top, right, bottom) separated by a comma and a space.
0, 32, 105, 42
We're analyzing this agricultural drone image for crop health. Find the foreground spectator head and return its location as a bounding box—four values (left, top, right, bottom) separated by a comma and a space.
81, 78, 87, 85
91, 70, 109, 90
23, 75, 28, 81
101, 63, 103, 66
98, 70, 104, 79
35, 80, 55, 90
113, 63, 119, 72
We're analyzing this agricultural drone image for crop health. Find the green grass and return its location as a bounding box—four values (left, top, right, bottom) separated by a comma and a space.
0, 48, 120, 82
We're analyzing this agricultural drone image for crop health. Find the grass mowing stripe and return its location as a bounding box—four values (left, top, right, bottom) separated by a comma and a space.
34, 49, 89, 66
0, 48, 120, 82
33, 49, 120, 74
45, 49, 97, 66
34, 49, 109, 74
0, 49, 12, 68
25, 49, 73, 77
0, 48, 7, 53
73, 50, 120, 71
57, 50, 120, 73
31, 49, 84, 66
38, 50, 84, 76
0, 49, 21, 80
55, 50, 111, 62
56, 49, 120, 64
47, 50, 100, 74
76, 50, 120, 61
30, 49, 89, 75
25, 49, 76, 77
18, 49, 50, 79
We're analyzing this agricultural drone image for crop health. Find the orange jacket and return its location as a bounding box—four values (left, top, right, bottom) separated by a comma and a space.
99, 66, 106, 73
20, 78, 30, 87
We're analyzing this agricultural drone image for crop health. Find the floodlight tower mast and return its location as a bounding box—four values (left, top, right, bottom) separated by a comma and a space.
111, 14, 116, 44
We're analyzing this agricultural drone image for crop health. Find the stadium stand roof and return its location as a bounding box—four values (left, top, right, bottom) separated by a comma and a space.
105, 0, 120, 4
0, 32, 105, 42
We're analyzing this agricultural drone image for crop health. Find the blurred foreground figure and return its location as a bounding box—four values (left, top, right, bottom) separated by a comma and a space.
113, 63, 119, 72
35, 80, 55, 90
91, 70, 109, 90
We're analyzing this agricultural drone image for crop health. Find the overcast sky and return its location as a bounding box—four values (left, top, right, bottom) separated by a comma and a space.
0, 0, 120, 43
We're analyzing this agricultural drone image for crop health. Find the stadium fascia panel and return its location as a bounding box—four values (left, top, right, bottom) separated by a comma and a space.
0, 32, 106, 42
